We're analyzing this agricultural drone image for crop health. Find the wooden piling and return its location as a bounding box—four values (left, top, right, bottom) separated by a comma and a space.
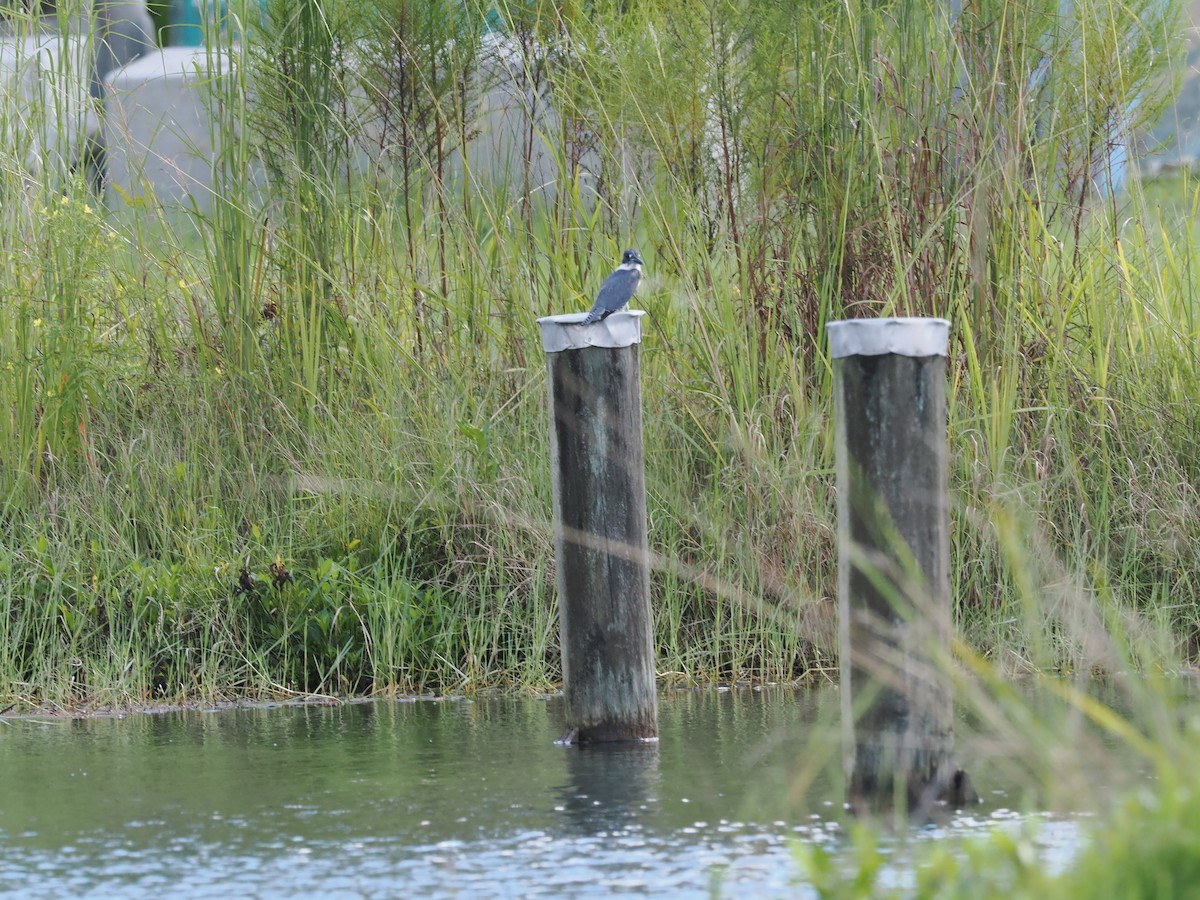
828, 317, 958, 814
538, 311, 657, 743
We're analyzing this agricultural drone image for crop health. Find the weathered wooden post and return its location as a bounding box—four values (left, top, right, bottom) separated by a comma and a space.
538, 310, 657, 743
828, 317, 963, 814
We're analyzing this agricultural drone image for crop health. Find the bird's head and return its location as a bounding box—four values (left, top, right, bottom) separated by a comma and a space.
621, 249, 644, 268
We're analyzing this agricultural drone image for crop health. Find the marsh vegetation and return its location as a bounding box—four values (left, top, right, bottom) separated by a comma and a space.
3, 0, 1191, 704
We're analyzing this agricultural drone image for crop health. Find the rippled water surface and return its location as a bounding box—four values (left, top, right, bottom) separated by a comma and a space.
0, 688, 1090, 898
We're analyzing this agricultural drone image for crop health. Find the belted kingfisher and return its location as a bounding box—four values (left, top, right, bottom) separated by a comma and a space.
580, 249, 644, 325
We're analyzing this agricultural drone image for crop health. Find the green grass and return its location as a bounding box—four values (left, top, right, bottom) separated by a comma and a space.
798, 676, 1200, 898
0, 0, 1197, 713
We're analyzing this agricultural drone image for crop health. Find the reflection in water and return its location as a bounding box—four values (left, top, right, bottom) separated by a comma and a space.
0, 688, 1099, 897
557, 741, 661, 835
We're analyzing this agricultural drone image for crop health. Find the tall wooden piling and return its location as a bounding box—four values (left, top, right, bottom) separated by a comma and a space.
828, 317, 956, 813
538, 310, 657, 743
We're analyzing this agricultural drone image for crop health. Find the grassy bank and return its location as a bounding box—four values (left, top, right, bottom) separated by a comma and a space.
1, 0, 1197, 710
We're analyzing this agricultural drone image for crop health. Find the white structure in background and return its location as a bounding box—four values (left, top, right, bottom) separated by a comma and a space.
468, 30, 574, 199
101, 29, 589, 213
92, 1, 155, 91
103, 46, 232, 208
0, 33, 96, 183
0, 2, 154, 190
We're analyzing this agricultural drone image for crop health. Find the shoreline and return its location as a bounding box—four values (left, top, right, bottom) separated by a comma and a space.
0, 677, 840, 720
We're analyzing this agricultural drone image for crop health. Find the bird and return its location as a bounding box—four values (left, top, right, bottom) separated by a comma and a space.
580, 249, 644, 325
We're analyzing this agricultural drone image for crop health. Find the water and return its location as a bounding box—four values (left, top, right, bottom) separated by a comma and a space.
0, 688, 1091, 898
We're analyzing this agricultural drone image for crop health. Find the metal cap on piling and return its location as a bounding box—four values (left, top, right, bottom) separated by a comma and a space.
537, 310, 647, 353
826, 317, 950, 358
